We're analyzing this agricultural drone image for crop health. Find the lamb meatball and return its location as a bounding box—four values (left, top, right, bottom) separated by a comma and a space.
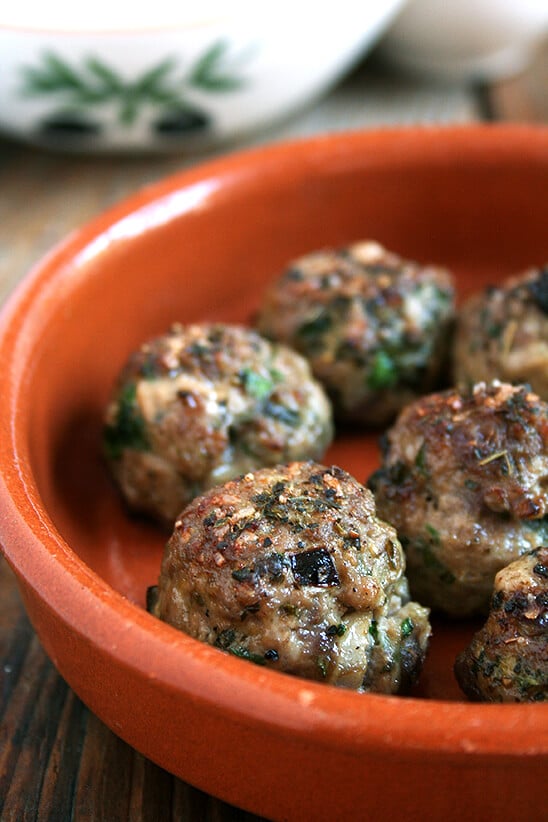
154, 461, 431, 694
104, 324, 333, 527
454, 266, 548, 400
257, 240, 454, 425
368, 382, 548, 617
454, 547, 548, 702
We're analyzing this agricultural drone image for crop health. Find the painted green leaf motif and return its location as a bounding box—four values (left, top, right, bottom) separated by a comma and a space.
36, 52, 86, 92
21, 52, 121, 103
19, 42, 252, 133
187, 40, 246, 91
84, 57, 124, 93
133, 57, 178, 95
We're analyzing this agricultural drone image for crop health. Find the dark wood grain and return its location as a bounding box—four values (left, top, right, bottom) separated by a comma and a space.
0, 559, 261, 822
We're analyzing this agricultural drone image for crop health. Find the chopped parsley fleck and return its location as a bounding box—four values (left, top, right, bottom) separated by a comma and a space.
414, 534, 455, 585
326, 623, 346, 637
369, 620, 378, 642
103, 382, 148, 459
367, 349, 398, 390
215, 628, 236, 649
487, 322, 503, 338
215, 630, 266, 666
229, 647, 266, 666
297, 312, 332, 346
139, 357, 159, 379
401, 617, 414, 638
414, 442, 428, 477
425, 523, 441, 543
391, 461, 410, 485
188, 341, 210, 357
240, 368, 273, 400
492, 590, 504, 610
317, 655, 329, 678
263, 401, 300, 426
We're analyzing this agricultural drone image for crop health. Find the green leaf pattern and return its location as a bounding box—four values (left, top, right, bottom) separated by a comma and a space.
19, 41, 251, 134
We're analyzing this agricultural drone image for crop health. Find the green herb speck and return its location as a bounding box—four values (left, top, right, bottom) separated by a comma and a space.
367, 350, 398, 390
327, 623, 347, 637
297, 312, 332, 344
425, 523, 440, 543
415, 442, 428, 477
229, 647, 266, 666
103, 382, 148, 460
317, 655, 329, 678
264, 401, 300, 427
401, 617, 414, 638
240, 368, 273, 400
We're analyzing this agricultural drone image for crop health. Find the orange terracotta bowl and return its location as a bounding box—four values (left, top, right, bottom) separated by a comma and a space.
0, 126, 547, 821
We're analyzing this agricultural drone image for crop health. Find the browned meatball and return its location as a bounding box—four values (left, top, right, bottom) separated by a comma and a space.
368, 382, 548, 617
454, 547, 548, 702
257, 240, 455, 425
153, 461, 431, 694
454, 266, 548, 400
104, 324, 333, 527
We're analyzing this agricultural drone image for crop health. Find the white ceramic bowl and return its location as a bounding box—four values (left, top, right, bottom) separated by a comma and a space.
0, 1, 404, 153
381, 0, 548, 80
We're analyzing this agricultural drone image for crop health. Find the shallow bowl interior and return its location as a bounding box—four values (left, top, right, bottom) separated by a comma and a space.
0, 126, 547, 821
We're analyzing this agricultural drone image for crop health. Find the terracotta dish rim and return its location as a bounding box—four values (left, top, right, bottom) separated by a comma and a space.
1, 124, 547, 764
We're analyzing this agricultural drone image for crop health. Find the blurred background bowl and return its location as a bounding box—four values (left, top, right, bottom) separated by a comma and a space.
0, 0, 404, 153
380, 0, 548, 81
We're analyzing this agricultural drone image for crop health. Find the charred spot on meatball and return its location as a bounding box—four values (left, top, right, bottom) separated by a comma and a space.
368, 381, 548, 617
453, 266, 548, 401
454, 547, 548, 702
104, 324, 333, 527
256, 241, 455, 426
153, 461, 431, 694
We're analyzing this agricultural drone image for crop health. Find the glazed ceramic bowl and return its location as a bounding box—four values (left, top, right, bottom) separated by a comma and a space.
381, 0, 548, 80
0, 126, 547, 821
0, 1, 404, 152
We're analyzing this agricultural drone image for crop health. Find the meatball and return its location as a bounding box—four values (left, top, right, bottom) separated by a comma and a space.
153, 461, 431, 694
368, 382, 548, 617
104, 324, 333, 527
454, 547, 548, 702
453, 266, 548, 400
257, 240, 455, 425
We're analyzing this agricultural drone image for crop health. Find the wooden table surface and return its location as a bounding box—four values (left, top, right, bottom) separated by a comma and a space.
1, 47, 547, 821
